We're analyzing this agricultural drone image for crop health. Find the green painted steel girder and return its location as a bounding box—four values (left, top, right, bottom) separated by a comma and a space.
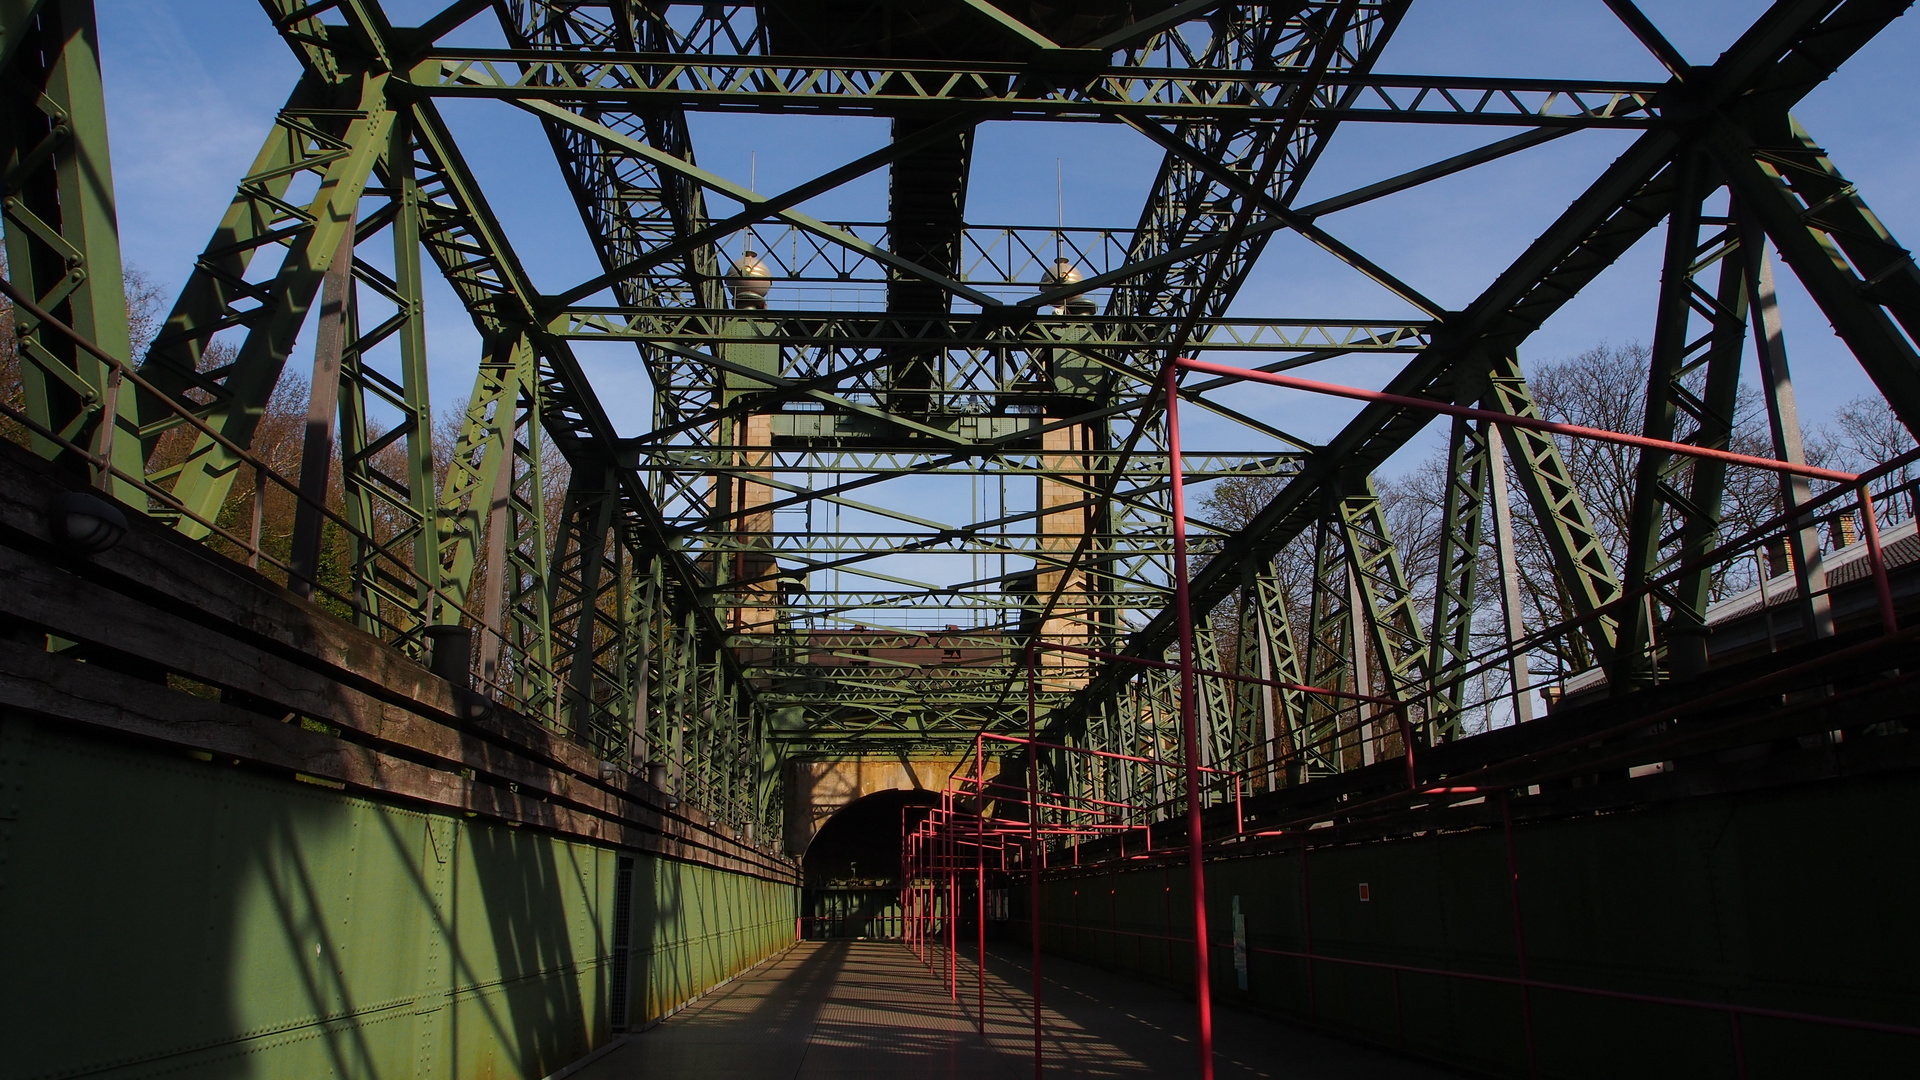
2, 0, 141, 501
413, 51, 1665, 127
553, 309, 1433, 354
19, 0, 1915, 846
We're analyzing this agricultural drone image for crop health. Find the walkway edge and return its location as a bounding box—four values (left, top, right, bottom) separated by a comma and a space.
539, 939, 802, 1079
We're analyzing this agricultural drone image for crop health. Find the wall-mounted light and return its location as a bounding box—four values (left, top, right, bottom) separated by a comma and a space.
50, 490, 128, 554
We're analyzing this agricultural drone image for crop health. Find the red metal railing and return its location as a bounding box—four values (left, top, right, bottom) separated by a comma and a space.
899, 355, 1913, 1080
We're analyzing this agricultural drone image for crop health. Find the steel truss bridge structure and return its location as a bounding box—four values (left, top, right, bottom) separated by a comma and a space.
5, 0, 1919, 861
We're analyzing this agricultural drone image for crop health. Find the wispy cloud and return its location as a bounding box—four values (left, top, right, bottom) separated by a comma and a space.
97, 0, 297, 291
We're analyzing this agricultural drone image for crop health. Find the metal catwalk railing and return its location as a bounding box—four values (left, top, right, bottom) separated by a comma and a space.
0, 275, 775, 835
896, 356, 1919, 1080
0, 277, 528, 682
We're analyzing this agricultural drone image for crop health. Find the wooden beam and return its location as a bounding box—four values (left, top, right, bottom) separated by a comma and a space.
0, 441, 794, 880
0, 637, 795, 882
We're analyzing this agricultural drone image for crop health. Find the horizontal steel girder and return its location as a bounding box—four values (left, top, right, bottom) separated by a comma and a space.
552, 309, 1433, 353
415, 52, 1664, 127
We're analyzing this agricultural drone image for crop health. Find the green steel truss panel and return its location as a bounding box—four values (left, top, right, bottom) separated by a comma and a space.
10, 0, 1918, 849
1249, 560, 1309, 788
137, 72, 393, 535
1712, 113, 1920, 437
1618, 153, 1752, 680
1425, 414, 1489, 736
0, 0, 138, 500
1482, 349, 1623, 672
1338, 480, 1432, 732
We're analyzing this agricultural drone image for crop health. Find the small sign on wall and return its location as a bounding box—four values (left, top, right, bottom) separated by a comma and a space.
1231, 895, 1248, 990
1358, 882, 1371, 902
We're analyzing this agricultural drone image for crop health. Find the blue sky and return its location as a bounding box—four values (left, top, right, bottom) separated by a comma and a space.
93, 1, 1920, 477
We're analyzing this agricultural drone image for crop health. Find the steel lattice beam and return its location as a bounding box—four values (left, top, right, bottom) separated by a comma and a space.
11, 0, 1917, 839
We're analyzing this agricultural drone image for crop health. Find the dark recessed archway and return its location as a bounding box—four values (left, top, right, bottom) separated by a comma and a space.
800, 789, 938, 939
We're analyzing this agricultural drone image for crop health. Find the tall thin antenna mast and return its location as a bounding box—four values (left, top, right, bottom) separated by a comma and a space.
1056, 158, 1063, 260
747, 151, 759, 260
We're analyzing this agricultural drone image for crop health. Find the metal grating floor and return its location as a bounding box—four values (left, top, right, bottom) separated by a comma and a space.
571, 940, 1459, 1079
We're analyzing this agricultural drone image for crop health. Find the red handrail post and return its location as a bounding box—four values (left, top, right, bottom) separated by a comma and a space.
1027, 644, 1044, 1079
1165, 361, 1218, 1080
1858, 485, 1898, 634
948, 792, 958, 1000
977, 733, 988, 1034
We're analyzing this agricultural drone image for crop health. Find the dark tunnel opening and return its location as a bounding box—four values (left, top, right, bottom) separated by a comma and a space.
800, 789, 938, 940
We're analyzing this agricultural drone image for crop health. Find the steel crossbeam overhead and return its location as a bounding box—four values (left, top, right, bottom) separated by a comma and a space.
625, 449, 1297, 476
413, 51, 1666, 127
553, 309, 1432, 352
6, 0, 1917, 847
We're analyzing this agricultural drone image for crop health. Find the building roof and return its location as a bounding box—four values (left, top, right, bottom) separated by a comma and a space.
1707, 517, 1920, 625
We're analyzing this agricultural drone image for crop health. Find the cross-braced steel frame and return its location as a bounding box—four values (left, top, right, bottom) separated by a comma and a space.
3, 0, 1917, 871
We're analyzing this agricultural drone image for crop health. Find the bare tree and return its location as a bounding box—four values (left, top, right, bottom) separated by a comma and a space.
1827, 395, 1919, 522
1, 259, 175, 449
1191, 342, 1857, 715
122, 264, 166, 360
1190, 469, 1303, 667
1504, 343, 1803, 644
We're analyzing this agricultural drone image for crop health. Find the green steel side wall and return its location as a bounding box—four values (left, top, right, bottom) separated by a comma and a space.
630, 853, 795, 1025
0, 720, 797, 1080
1037, 773, 1920, 1079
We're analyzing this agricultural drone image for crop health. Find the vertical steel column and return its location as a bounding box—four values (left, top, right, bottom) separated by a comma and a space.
1744, 225, 1833, 640
387, 112, 440, 627
289, 215, 354, 598
554, 462, 618, 742
1163, 363, 1216, 1080
447, 330, 531, 673
1251, 585, 1280, 791
1428, 413, 1490, 733
1347, 565, 1376, 766
2, 0, 141, 503
1620, 151, 1707, 680
1487, 429, 1534, 724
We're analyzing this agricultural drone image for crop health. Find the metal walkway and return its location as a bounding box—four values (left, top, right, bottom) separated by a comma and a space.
573, 941, 1457, 1080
